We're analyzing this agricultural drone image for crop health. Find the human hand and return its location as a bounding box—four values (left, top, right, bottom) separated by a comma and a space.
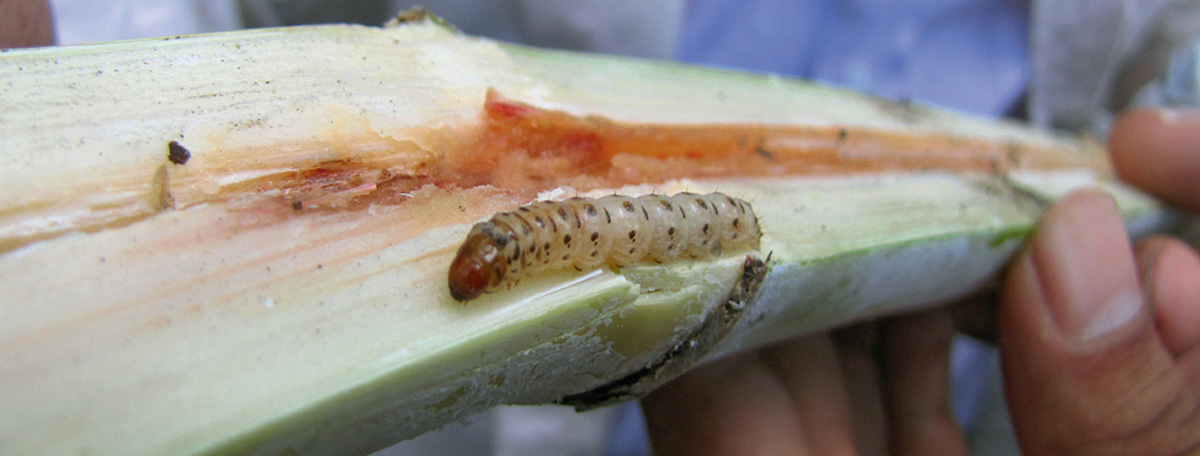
642, 311, 968, 455
1, 0, 54, 48
642, 108, 1200, 455
1000, 108, 1200, 454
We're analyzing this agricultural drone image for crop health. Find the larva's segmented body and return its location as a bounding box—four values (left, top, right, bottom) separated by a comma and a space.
448, 192, 761, 301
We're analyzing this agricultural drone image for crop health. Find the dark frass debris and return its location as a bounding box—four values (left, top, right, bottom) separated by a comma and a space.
167, 141, 190, 165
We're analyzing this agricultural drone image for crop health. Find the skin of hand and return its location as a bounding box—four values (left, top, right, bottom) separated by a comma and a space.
0, 0, 54, 48
642, 108, 1200, 456
1001, 109, 1200, 455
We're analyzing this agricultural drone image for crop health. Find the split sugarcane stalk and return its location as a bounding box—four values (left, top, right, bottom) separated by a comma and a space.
0, 13, 1175, 456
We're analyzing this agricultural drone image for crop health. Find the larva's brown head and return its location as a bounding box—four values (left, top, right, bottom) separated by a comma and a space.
447, 226, 508, 302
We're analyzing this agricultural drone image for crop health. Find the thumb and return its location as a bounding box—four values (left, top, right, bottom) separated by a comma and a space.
999, 190, 1200, 455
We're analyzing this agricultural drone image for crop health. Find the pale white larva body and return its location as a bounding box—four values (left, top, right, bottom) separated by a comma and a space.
447, 192, 761, 301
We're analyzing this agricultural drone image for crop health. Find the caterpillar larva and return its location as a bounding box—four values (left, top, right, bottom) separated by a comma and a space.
447, 192, 761, 302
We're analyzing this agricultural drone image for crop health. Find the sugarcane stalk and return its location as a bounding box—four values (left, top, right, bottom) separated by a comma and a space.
0, 14, 1173, 456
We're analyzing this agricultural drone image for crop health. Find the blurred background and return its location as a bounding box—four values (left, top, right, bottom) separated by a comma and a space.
44, 0, 1200, 454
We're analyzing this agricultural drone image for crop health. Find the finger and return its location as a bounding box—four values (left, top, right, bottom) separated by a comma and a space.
833, 323, 888, 456
1000, 190, 1200, 455
1135, 236, 1200, 392
1109, 108, 1200, 212
0, 0, 55, 48
1135, 236, 1200, 356
1178, 348, 1200, 402
642, 351, 807, 456
761, 333, 858, 456
882, 309, 968, 456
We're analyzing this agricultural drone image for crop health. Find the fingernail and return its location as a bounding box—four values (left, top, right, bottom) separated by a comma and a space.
1035, 190, 1143, 340
1153, 107, 1200, 125
1077, 290, 1143, 340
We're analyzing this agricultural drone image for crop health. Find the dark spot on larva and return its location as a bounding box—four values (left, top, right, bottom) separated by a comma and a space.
167, 141, 191, 165
702, 239, 709, 245
668, 227, 676, 236
755, 145, 775, 160
547, 217, 557, 233
591, 232, 599, 241
534, 216, 545, 228
590, 250, 598, 257
512, 249, 520, 261
680, 207, 687, 219
562, 254, 569, 260
727, 196, 737, 207
641, 206, 649, 220
519, 207, 531, 212
668, 243, 675, 250
585, 204, 597, 216
703, 223, 710, 234
659, 199, 673, 210
291, 201, 303, 210
622, 201, 635, 212
512, 215, 534, 236
604, 208, 612, 223
713, 205, 720, 215
629, 247, 636, 254
543, 242, 551, 251
838, 127, 848, 141
695, 198, 708, 210
557, 207, 568, 220
564, 234, 572, 245
529, 245, 536, 253
628, 230, 636, 240
733, 218, 740, 228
